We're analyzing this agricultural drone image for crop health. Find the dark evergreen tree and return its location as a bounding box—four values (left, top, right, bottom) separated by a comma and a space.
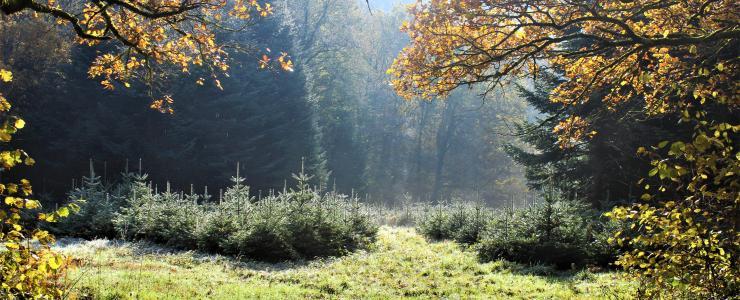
159, 13, 323, 192
9, 10, 324, 197
505, 72, 691, 208
311, 58, 367, 193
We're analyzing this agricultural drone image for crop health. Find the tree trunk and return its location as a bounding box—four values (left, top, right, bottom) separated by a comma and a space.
412, 101, 430, 200
431, 99, 458, 203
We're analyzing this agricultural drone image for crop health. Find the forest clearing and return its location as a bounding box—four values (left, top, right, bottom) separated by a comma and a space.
59, 227, 632, 299
0, 0, 737, 299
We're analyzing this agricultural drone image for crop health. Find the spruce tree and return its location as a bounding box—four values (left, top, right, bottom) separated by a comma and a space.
505, 72, 690, 208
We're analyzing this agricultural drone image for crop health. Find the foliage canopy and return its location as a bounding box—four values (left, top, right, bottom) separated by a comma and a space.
389, 0, 737, 146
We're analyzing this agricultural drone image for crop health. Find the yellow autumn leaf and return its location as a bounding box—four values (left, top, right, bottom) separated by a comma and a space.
0, 69, 12, 82
57, 207, 69, 217
47, 255, 62, 270
14, 119, 25, 129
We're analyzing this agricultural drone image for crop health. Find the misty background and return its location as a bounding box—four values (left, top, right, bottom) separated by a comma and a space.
3, 0, 650, 209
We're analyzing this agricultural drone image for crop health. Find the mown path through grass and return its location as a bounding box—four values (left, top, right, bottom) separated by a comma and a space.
60, 227, 633, 299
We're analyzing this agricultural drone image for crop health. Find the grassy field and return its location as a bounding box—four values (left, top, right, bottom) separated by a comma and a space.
59, 227, 634, 299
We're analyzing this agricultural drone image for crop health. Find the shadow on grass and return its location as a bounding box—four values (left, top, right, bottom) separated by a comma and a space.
55, 237, 338, 273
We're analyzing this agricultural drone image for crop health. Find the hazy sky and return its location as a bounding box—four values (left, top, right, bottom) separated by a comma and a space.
362, 0, 414, 11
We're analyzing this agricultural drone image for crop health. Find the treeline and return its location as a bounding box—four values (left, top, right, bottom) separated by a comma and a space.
2, 1, 528, 206
3, 0, 697, 211
3, 8, 318, 198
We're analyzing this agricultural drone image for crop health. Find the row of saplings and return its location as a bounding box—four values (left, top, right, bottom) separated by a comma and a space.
50, 165, 618, 268
48, 167, 377, 262
417, 199, 621, 270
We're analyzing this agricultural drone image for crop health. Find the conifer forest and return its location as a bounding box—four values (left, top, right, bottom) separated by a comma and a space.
0, 0, 737, 299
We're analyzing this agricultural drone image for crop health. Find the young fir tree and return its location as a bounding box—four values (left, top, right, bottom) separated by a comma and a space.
54, 160, 119, 238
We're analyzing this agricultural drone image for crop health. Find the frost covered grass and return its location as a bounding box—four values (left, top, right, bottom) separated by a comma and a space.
58, 227, 634, 299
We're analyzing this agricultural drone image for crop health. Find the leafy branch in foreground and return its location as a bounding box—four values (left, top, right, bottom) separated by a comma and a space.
1, 0, 294, 112
607, 120, 738, 298
389, 0, 737, 146
0, 69, 78, 299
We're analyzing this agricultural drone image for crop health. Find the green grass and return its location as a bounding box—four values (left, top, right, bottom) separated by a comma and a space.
59, 227, 634, 299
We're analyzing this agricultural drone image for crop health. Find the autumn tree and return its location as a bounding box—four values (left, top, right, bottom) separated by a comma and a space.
390, 0, 738, 297
1, 0, 292, 110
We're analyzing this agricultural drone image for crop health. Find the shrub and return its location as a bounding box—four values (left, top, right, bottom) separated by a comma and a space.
230, 218, 297, 261
608, 127, 739, 298
417, 206, 451, 240
587, 216, 623, 268
193, 206, 239, 253
417, 201, 489, 245
114, 180, 198, 249
416, 196, 619, 269
477, 198, 610, 269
